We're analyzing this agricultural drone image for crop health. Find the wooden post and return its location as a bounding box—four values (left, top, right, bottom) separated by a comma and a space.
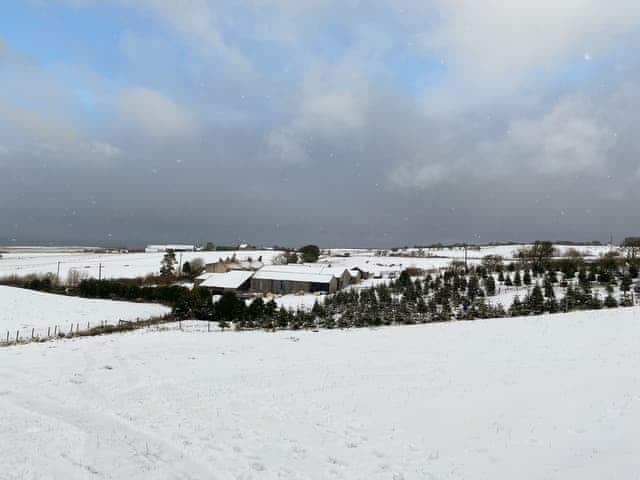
6, 331, 9, 343
16, 331, 19, 343
54, 325, 58, 336
31, 328, 34, 340
48, 327, 51, 338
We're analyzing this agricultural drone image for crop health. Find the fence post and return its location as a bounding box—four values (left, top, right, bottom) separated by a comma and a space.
48, 327, 51, 338
16, 330, 19, 343
31, 328, 34, 340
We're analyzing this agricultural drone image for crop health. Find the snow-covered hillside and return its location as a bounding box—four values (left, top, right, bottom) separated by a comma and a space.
0, 286, 170, 336
1, 308, 639, 479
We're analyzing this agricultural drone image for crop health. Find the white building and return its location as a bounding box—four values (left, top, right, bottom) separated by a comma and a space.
145, 244, 195, 253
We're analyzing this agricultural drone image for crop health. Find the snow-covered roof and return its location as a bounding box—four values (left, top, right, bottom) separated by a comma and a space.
199, 270, 254, 289
260, 264, 349, 277
145, 244, 195, 252
253, 267, 335, 284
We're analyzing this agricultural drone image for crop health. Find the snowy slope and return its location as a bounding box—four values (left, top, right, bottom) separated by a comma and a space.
0, 286, 170, 335
1, 308, 640, 479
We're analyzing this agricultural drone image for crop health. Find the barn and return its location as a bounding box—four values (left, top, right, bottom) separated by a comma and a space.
251, 268, 338, 295
196, 270, 254, 294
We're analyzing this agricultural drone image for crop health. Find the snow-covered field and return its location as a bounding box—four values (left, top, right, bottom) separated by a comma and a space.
395, 244, 616, 260
319, 254, 464, 276
1, 308, 639, 479
0, 286, 170, 337
0, 250, 282, 282
0, 244, 617, 284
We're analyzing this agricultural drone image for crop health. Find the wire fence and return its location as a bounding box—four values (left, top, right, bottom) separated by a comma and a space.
0, 315, 174, 347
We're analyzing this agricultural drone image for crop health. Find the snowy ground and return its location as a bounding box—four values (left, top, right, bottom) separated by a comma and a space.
0, 286, 170, 338
1, 308, 640, 479
0, 250, 282, 282
396, 244, 616, 260
0, 244, 617, 284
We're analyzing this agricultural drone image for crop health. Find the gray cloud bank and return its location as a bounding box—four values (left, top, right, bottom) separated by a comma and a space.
2, 2, 640, 247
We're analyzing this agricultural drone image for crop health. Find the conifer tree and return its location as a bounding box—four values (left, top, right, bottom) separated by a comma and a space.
544, 296, 559, 313
485, 275, 496, 296
509, 295, 522, 317
604, 291, 618, 308
529, 285, 544, 314
514, 271, 522, 287
160, 250, 177, 277
543, 276, 555, 298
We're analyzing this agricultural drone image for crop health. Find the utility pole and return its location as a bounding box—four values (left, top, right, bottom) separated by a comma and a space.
179, 253, 183, 277
464, 244, 468, 270
56, 262, 61, 284
98, 263, 103, 281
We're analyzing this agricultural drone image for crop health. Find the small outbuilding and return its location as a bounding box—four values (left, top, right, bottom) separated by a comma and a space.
146, 244, 195, 253
196, 270, 254, 294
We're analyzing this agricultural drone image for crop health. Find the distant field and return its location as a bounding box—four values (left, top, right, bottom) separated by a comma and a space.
0, 244, 618, 286
0, 250, 282, 282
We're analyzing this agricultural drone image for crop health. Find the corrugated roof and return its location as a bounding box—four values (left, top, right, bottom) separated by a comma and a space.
260, 264, 349, 277
199, 270, 254, 289
253, 267, 335, 284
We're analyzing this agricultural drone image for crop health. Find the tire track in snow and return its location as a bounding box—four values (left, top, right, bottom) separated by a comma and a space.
0, 391, 219, 479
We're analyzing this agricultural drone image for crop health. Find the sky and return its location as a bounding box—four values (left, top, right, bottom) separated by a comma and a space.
1, 1, 640, 248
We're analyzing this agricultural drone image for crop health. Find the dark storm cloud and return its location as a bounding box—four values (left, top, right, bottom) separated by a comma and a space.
2, 1, 640, 247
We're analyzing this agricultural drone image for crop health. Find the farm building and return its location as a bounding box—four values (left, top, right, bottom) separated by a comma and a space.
195, 271, 254, 294
204, 259, 264, 273
349, 268, 364, 282
145, 244, 195, 253
205, 260, 231, 273
257, 264, 354, 290
251, 267, 338, 295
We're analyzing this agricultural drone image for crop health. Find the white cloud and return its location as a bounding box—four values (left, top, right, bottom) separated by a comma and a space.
388, 88, 628, 192
116, 87, 198, 142
389, 162, 451, 190
423, 0, 640, 88
492, 97, 615, 175
0, 100, 121, 165
89, 141, 121, 158
57, 0, 252, 73
263, 62, 369, 163
264, 128, 309, 165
